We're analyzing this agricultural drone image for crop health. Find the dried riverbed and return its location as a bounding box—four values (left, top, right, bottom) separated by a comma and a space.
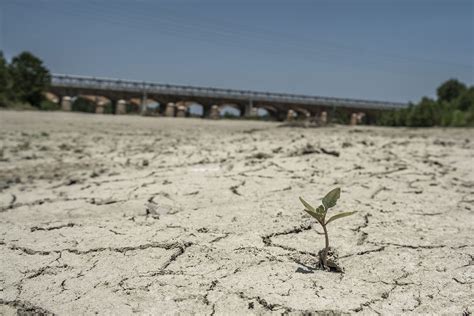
0, 111, 473, 315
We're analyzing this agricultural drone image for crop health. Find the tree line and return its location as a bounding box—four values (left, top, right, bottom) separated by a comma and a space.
377, 79, 474, 127
0, 51, 53, 109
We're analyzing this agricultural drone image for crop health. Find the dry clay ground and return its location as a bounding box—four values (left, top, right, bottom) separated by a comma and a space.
0, 111, 473, 315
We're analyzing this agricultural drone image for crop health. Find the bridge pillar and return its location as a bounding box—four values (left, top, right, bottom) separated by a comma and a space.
286, 109, 296, 121
116, 99, 127, 115
61, 96, 72, 111
244, 100, 255, 117
95, 98, 110, 114
165, 103, 175, 117
350, 113, 357, 125
96, 104, 105, 114
176, 104, 187, 117
140, 91, 148, 115
320, 111, 327, 125
210, 105, 220, 119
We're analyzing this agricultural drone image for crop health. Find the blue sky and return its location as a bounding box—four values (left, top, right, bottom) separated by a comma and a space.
1, 0, 473, 103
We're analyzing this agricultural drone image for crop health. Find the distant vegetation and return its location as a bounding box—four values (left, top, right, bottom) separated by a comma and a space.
377, 79, 474, 127
0, 50, 55, 110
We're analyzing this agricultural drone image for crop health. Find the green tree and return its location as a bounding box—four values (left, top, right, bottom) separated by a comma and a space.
406, 97, 439, 127
376, 79, 473, 127
72, 97, 95, 113
437, 79, 466, 103
450, 110, 467, 127
455, 87, 474, 112
0, 52, 11, 106
9, 51, 51, 106
377, 111, 396, 126
395, 107, 409, 126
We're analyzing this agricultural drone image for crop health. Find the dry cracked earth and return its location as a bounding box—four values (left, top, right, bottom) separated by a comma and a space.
0, 111, 473, 315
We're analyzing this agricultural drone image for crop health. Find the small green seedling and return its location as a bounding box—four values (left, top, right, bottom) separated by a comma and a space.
299, 188, 356, 270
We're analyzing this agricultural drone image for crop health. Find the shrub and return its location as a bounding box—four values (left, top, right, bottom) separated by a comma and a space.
39, 100, 60, 111
72, 98, 96, 113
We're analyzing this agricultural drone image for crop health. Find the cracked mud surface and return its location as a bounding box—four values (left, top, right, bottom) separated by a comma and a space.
0, 111, 473, 315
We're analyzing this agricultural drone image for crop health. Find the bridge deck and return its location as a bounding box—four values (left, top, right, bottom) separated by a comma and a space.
51, 74, 408, 110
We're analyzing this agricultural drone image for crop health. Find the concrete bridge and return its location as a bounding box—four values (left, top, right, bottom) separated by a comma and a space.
49, 73, 408, 122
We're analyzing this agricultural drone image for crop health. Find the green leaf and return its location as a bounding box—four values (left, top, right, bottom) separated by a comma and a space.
322, 188, 341, 210
303, 208, 323, 222
326, 211, 357, 225
299, 196, 315, 212
300, 197, 324, 223
315, 205, 326, 220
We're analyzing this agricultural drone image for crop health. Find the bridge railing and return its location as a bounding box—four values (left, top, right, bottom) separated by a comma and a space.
51, 74, 408, 110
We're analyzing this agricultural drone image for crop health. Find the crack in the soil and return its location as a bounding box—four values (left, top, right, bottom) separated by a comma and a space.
30, 223, 77, 232
203, 279, 219, 315
364, 166, 408, 177
351, 213, 371, 245
229, 180, 246, 196
371, 242, 447, 249
86, 198, 125, 206
161, 243, 192, 270
453, 277, 473, 285
0, 299, 55, 315
9, 194, 17, 206
24, 264, 69, 280
368, 242, 474, 251
0, 197, 88, 212
238, 291, 292, 313
370, 186, 388, 199
238, 291, 349, 315
133, 243, 193, 279
262, 222, 324, 268
59, 279, 67, 293
262, 222, 319, 258
210, 233, 230, 243
353, 270, 414, 314
262, 221, 314, 247
7, 241, 192, 256
339, 246, 386, 259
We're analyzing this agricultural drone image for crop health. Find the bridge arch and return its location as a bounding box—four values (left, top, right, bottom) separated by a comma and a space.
72, 95, 112, 113
292, 107, 311, 119
253, 105, 281, 120
167, 101, 201, 117
44, 92, 59, 104
185, 102, 205, 117
219, 103, 242, 118
127, 98, 159, 114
